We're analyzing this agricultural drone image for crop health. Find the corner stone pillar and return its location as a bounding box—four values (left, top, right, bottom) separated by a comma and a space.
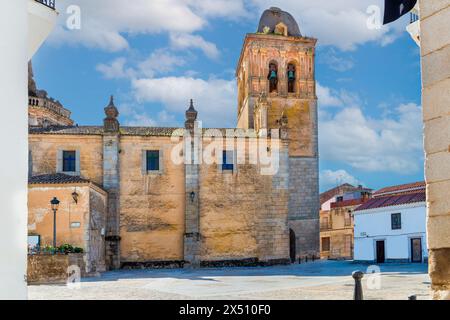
102, 96, 121, 269
183, 100, 201, 268
419, 0, 450, 300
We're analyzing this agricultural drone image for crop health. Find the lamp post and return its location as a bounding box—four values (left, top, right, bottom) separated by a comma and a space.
50, 197, 60, 251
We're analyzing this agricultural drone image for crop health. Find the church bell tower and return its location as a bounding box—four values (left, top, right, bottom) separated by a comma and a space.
236, 7, 320, 258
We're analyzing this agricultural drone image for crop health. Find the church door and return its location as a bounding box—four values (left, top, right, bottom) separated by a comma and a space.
289, 229, 296, 263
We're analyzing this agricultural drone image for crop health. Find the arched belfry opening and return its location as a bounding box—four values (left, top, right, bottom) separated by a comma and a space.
268, 61, 278, 93
287, 63, 296, 93
289, 229, 296, 263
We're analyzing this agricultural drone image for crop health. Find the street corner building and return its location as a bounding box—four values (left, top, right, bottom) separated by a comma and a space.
26, 7, 320, 271
319, 184, 373, 260
353, 182, 427, 264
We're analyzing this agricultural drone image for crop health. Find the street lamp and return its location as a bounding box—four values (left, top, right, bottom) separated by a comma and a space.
50, 197, 60, 251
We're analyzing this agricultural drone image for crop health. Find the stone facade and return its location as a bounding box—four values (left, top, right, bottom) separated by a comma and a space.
27, 7, 319, 269
419, 0, 450, 300
28, 181, 107, 273
319, 187, 371, 260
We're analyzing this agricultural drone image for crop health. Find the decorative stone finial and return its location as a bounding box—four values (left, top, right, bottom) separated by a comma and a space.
104, 95, 120, 133
185, 99, 198, 130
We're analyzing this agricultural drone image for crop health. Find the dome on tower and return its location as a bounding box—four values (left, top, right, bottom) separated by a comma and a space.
257, 7, 301, 37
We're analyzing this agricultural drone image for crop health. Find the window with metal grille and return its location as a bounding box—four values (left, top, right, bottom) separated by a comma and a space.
146, 150, 160, 171
62, 151, 76, 172
391, 213, 402, 230
222, 150, 234, 171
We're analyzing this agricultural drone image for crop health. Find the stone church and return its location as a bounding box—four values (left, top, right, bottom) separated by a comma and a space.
27, 7, 319, 271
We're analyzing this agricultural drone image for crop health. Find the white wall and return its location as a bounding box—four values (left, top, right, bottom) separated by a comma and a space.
0, 0, 29, 300
354, 204, 427, 262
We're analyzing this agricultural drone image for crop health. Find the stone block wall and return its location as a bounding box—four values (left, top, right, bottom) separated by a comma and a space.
29, 134, 104, 185
103, 134, 121, 269
87, 188, 107, 273
198, 136, 290, 264
288, 156, 320, 257
420, 0, 450, 300
118, 136, 185, 265
27, 253, 85, 284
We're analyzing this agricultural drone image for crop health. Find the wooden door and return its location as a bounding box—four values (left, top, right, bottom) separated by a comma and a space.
411, 238, 422, 263
289, 229, 296, 263
376, 240, 385, 263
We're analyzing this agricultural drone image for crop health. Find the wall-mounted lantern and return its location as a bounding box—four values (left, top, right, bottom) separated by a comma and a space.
190, 191, 196, 203
72, 190, 79, 204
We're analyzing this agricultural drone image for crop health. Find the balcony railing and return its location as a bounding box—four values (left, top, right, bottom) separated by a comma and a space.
410, 12, 419, 23
320, 223, 332, 231
35, 0, 56, 10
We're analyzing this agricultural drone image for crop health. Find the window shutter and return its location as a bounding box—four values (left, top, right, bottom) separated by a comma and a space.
57, 149, 63, 173
75, 150, 80, 174
159, 149, 164, 174
141, 150, 147, 174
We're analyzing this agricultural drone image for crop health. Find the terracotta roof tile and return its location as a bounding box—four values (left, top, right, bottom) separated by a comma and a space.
29, 173, 89, 185
319, 184, 355, 205
355, 191, 425, 211
330, 198, 367, 209
29, 126, 245, 137
373, 181, 425, 197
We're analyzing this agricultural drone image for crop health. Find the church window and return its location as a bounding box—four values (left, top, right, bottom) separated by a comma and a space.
146, 150, 160, 171
62, 151, 76, 172
222, 150, 234, 171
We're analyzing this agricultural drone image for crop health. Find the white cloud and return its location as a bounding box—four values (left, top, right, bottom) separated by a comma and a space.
188, 0, 248, 19
319, 102, 424, 174
96, 58, 136, 79
317, 83, 343, 107
250, 0, 408, 51
51, 0, 206, 51
138, 50, 187, 77
320, 49, 354, 72
96, 51, 186, 80
132, 76, 237, 127
49, 0, 407, 53
170, 33, 220, 59
320, 169, 361, 190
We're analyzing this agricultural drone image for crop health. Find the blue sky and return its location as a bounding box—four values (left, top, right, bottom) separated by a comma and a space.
32, 0, 424, 192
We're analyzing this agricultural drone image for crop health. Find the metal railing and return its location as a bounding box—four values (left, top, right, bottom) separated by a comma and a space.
410, 12, 419, 23
35, 0, 56, 10
320, 223, 332, 231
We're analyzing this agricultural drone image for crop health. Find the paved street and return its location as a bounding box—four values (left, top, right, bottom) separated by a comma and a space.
28, 260, 430, 300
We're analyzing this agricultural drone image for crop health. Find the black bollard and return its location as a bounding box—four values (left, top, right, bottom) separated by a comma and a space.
352, 270, 364, 300
408, 295, 417, 300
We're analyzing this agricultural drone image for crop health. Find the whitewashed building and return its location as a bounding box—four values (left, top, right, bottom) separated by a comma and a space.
353, 182, 427, 264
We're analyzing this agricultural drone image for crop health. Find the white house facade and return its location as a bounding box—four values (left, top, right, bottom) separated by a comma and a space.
353, 182, 427, 264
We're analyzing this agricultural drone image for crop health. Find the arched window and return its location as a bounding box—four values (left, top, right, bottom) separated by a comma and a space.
287, 63, 296, 93
267, 62, 278, 93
